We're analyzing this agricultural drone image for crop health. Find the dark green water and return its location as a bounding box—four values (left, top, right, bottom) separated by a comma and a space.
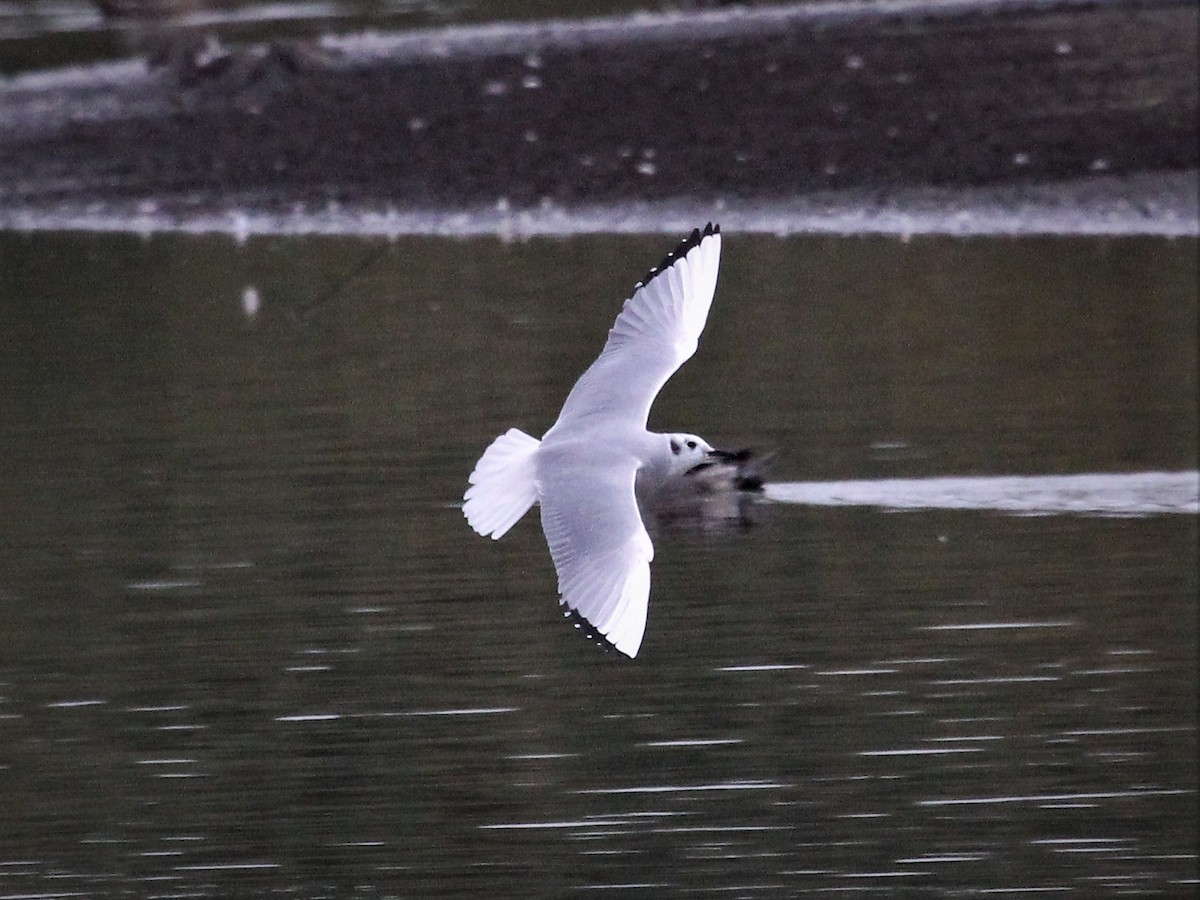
0, 231, 1196, 896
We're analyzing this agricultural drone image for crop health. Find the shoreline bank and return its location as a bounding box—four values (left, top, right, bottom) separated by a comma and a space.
2, 0, 1196, 237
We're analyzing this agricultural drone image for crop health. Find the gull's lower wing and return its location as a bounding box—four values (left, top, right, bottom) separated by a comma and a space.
553, 224, 721, 430
538, 456, 654, 658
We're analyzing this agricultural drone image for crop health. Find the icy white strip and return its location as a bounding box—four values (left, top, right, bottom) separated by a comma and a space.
324, 0, 1136, 63
1, 172, 1195, 238
765, 471, 1199, 517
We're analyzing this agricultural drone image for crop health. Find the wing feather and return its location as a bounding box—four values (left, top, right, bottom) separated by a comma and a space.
552, 224, 721, 430
538, 455, 654, 658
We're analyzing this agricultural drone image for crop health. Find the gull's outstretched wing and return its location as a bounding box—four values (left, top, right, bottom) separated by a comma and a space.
553, 223, 721, 430
537, 451, 654, 658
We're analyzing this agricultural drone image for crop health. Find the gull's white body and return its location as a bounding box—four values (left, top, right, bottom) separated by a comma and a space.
463, 224, 723, 658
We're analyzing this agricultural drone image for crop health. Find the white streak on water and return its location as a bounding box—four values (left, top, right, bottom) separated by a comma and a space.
859, 747, 984, 756
480, 820, 630, 830
896, 853, 990, 863
925, 735, 1005, 742
126, 579, 202, 591
1059, 726, 1194, 737
929, 676, 1061, 685
398, 706, 519, 717
46, 699, 105, 708
875, 657, 961, 664
922, 622, 1075, 631
357, 706, 520, 717
574, 885, 671, 891
716, 664, 807, 672
651, 825, 791, 833
840, 870, 931, 877
917, 788, 1190, 806
578, 780, 789, 795
506, 753, 577, 760
275, 713, 341, 722
764, 471, 1199, 517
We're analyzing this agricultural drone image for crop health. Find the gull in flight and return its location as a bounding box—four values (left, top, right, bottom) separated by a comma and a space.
464, 224, 733, 658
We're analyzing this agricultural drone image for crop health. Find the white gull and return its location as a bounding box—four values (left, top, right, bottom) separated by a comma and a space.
464, 224, 726, 658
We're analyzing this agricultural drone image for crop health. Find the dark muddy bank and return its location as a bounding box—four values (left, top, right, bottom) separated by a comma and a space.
0, 0, 1196, 232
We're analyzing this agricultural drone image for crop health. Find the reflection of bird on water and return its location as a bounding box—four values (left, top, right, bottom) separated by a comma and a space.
464, 224, 767, 658
646, 444, 773, 526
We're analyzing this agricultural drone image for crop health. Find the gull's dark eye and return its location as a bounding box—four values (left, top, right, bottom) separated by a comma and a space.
670, 439, 681, 455
686, 440, 697, 450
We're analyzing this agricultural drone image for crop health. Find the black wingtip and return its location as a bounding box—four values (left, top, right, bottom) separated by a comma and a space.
634, 222, 721, 292
561, 604, 624, 657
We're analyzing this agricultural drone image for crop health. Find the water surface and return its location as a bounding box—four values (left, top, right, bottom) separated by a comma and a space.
0, 230, 1196, 896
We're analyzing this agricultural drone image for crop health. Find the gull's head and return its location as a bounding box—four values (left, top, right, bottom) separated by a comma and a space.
665, 432, 717, 477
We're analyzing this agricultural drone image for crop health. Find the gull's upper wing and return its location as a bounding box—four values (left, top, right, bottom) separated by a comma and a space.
538, 450, 653, 658
552, 224, 721, 430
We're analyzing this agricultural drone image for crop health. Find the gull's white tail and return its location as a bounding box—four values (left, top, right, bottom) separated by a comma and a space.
464, 428, 541, 539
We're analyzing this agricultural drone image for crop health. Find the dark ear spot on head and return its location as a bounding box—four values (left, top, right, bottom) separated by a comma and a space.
670, 438, 681, 455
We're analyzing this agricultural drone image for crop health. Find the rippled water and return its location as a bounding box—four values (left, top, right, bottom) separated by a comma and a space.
0, 230, 1196, 896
